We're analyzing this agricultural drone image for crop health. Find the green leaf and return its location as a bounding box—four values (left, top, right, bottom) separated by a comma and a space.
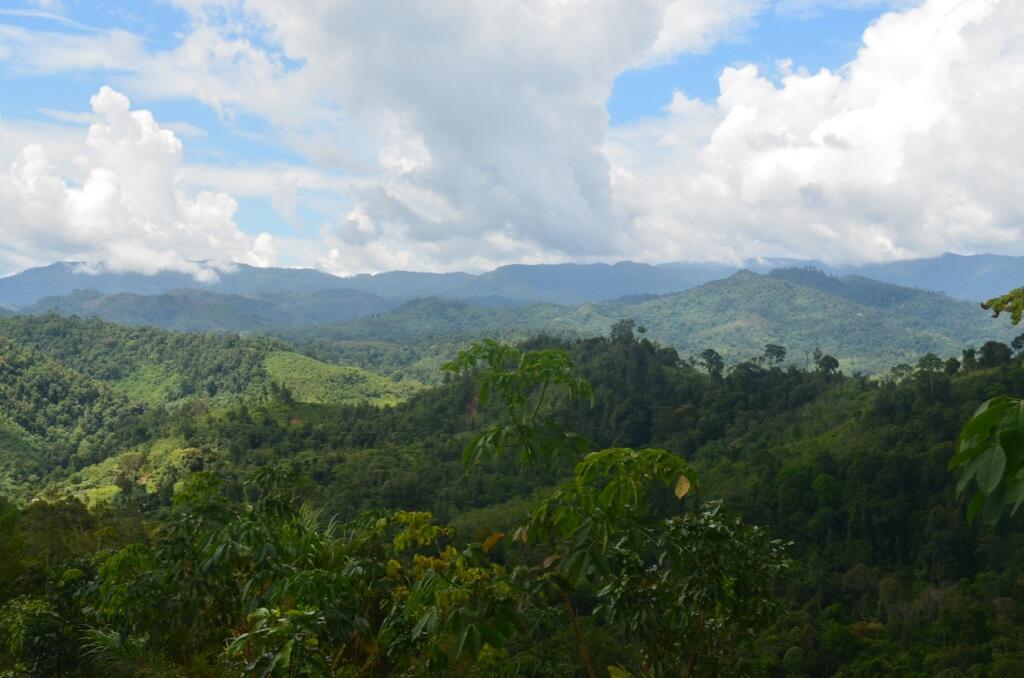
562, 548, 589, 588
975, 445, 1007, 495
967, 492, 986, 523
956, 452, 985, 495
1005, 477, 1024, 516
411, 608, 438, 640
983, 485, 1008, 526
457, 623, 482, 660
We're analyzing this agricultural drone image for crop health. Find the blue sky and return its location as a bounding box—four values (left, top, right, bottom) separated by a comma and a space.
1, 1, 1019, 277
0, 3, 888, 166
1, 2, 885, 146
608, 7, 882, 123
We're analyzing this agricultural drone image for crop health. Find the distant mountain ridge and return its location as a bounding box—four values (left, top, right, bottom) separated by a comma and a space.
25, 287, 399, 333
283, 268, 1016, 375
1, 253, 1021, 315
0, 260, 735, 308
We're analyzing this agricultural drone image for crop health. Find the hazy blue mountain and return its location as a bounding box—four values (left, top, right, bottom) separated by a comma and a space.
338, 270, 479, 299
3, 253, 1021, 308
326, 261, 735, 303
25, 287, 398, 332
840, 253, 1024, 301
0, 262, 354, 307
738, 253, 1024, 301
0, 260, 737, 307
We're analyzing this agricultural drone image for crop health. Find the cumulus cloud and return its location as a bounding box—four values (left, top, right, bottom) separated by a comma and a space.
126, 0, 767, 273
608, 0, 1024, 264
2, 0, 1021, 276
0, 86, 274, 278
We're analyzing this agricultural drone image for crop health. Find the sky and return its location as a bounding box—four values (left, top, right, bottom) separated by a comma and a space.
0, 0, 1021, 279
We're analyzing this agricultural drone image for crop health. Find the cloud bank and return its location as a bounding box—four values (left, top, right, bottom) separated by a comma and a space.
1, 0, 1022, 276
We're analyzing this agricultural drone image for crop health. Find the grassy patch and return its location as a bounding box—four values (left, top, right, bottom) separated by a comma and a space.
116, 363, 185, 402
263, 351, 421, 406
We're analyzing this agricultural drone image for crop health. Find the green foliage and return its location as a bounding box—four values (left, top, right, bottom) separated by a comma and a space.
0, 334, 146, 488
982, 288, 1024, 325
953, 290, 1024, 526
444, 339, 593, 466
950, 397, 1024, 525
264, 350, 421, 406
9, 318, 1024, 675
0, 313, 282, 402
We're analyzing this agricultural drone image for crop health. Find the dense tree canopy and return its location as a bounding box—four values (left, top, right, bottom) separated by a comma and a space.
3, 314, 1024, 675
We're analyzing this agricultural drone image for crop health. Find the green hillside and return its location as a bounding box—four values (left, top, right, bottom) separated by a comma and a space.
286, 269, 1015, 378
0, 335, 145, 492
0, 313, 284, 402
25, 286, 397, 331
0, 315, 422, 409
611, 269, 1016, 372
7, 326, 1024, 675
263, 351, 420, 406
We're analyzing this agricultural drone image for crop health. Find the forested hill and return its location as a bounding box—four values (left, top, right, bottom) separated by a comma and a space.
25, 287, 398, 332
613, 268, 1016, 372
283, 268, 1016, 378
0, 335, 147, 492
4, 325, 1024, 674
0, 314, 419, 407
10, 268, 1011, 376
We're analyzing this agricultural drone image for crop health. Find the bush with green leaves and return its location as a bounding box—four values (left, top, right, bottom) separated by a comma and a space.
952, 288, 1024, 524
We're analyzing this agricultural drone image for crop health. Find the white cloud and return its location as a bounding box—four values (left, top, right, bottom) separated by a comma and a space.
608, 0, 1024, 264
0, 24, 145, 74
143, 0, 766, 274
2, 0, 1021, 277
0, 86, 274, 278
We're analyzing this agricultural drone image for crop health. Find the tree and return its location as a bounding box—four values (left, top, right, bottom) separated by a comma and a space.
816, 354, 840, 375
700, 349, 724, 380
609, 319, 637, 345
1012, 333, 1024, 356
442, 339, 593, 466
978, 341, 1012, 368
763, 344, 787, 368
961, 348, 979, 371
446, 340, 788, 676
916, 353, 943, 373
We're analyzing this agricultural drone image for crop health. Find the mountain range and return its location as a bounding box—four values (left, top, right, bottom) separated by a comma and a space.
3, 252, 1021, 311
277, 268, 1015, 376
2, 256, 1020, 376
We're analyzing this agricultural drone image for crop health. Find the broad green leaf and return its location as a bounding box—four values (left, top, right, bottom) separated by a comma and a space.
563, 548, 589, 588
967, 492, 986, 523
975, 444, 1007, 495
956, 452, 985, 495
956, 398, 1014, 462
983, 485, 1007, 526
